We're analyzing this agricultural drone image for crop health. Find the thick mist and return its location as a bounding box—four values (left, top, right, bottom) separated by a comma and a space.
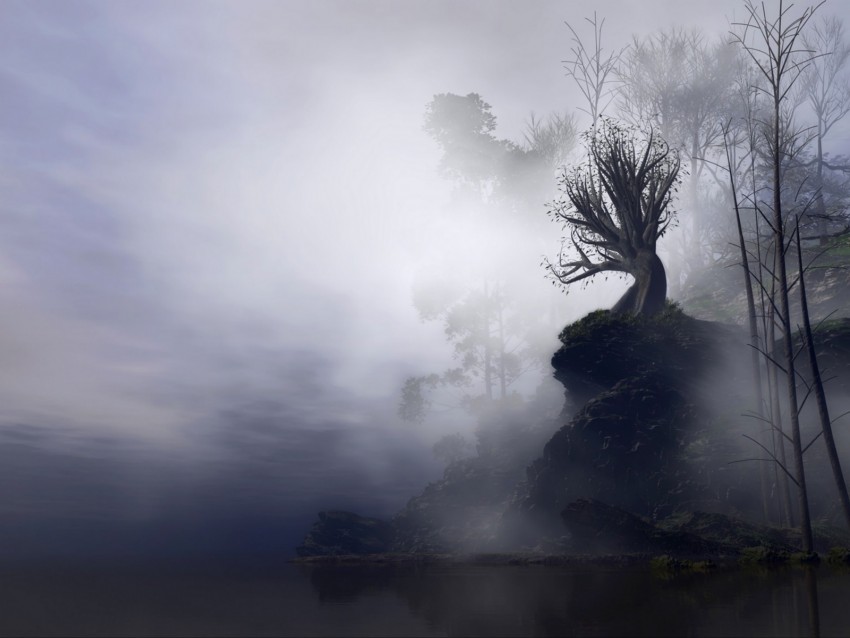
3, 0, 837, 559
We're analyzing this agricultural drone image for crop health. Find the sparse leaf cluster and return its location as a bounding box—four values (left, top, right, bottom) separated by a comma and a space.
544, 118, 681, 316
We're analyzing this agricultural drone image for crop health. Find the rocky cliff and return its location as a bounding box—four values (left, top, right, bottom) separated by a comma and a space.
297, 306, 850, 556
500, 305, 760, 549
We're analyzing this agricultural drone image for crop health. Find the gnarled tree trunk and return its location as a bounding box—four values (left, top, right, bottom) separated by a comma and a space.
612, 252, 667, 316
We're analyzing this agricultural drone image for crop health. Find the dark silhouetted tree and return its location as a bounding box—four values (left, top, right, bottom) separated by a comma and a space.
545, 118, 681, 316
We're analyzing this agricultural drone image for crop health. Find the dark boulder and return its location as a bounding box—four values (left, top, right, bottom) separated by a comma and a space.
551, 306, 743, 398
561, 499, 724, 555
389, 396, 564, 554
655, 510, 796, 552
296, 511, 393, 557
560, 500, 821, 557
295, 306, 850, 556
391, 459, 522, 553
521, 372, 696, 521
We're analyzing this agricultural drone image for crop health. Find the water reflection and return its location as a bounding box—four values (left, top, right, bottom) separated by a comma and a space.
805, 566, 820, 638
0, 557, 848, 636
306, 562, 850, 637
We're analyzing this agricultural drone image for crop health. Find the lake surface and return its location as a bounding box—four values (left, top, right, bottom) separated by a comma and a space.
1, 556, 849, 636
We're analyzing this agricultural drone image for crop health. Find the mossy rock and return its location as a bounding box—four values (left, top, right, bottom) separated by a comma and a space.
296, 511, 393, 557
524, 374, 697, 519
827, 546, 850, 565
651, 554, 716, 574
552, 302, 743, 396
739, 546, 791, 565
790, 551, 820, 564
657, 511, 793, 551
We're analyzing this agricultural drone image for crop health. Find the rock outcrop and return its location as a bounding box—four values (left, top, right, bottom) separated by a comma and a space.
295, 307, 850, 557
390, 459, 518, 553
561, 499, 726, 555
295, 511, 393, 557
500, 305, 758, 548
390, 397, 564, 554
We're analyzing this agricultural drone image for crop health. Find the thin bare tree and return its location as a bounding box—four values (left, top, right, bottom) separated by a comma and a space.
794, 216, 850, 529
563, 12, 623, 124
799, 15, 850, 244
731, 0, 824, 554
721, 120, 774, 522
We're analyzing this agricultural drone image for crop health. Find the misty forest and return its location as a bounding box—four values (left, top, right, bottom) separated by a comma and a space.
300, 0, 850, 575
7, 0, 850, 636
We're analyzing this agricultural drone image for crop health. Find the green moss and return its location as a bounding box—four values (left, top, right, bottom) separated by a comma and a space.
658, 512, 792, 552
651, 554, 716, 574
558, 309, 632, 345
739, 546, 790, 565
650, 554, 679, 571
558, 300, 690, 346
790, 551, 820, 564
656, 300, 689, 323
827, 546, 850, 565
813, 235, 850, 265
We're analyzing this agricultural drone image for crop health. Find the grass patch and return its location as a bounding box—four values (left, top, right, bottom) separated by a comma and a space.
790, 551, 820, 564
827, 546, 850, 566
651, 554, 716, 574
738, 546, 791, 565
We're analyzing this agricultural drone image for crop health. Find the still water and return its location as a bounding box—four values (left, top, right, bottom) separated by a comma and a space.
1, 557, 849, 636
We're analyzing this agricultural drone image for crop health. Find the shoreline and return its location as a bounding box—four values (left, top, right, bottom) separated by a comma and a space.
290, 551, 738, 569
290, 545, 850, 570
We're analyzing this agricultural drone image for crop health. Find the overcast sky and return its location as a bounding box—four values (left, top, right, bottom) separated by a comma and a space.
1, 0, 840, 558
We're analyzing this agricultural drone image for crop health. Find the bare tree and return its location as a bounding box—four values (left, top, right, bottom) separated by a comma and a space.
500, 112, 578, 226
794, 216, 850, 530
618, 27, 695, 140
721, 120, 774, 522
521, 112, 578, 168
563, 12, 623, 124
733, 60, 797, 526
618, 28, 740, 290
731, 0, 824, 554
799, 15, 850, 244
545, 119, 681, 316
